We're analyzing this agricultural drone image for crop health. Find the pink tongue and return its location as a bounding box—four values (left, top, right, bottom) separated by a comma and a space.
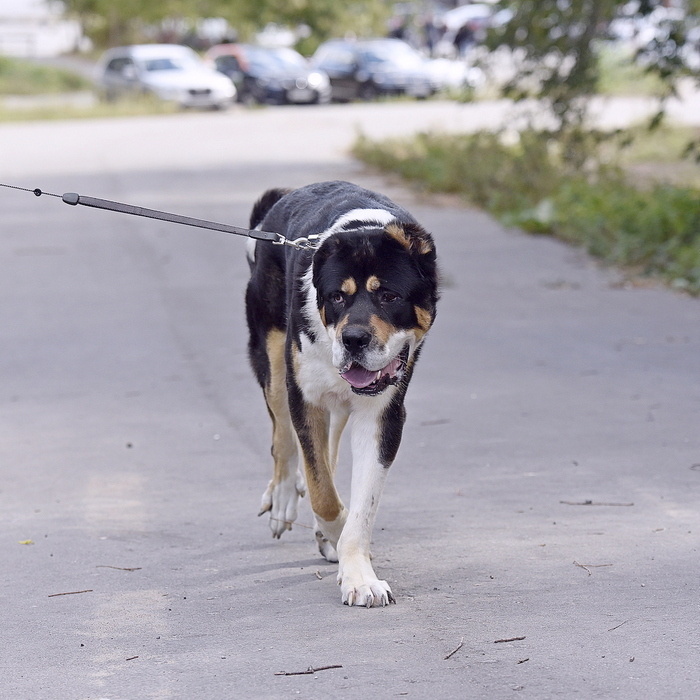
341, 366, 378, 389
341, 357, 401, 389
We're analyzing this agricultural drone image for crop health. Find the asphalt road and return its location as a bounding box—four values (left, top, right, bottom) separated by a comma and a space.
1, 102, 699, 700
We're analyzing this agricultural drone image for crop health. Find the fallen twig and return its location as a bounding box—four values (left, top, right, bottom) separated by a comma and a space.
444, 637, 464, 660
275, 664, 343, 676
574, 561, 592, 575
48, 589, 93, 598
574, 561, 613, 576
560, 500, 634, 507
268, 517, 315, 530
494, 636, 526, 644
517, 658, 530, 664
126, 656, 139, 661
608, 620, 630, 632
96, 565, 142, 572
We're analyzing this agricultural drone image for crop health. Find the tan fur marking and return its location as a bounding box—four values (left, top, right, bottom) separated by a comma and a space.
334, 314, 349, 341
329, 411, 349, 474
319, 305, 327, 327
304, 404, 344, 522
385, 222, 433, 255
414, 305, 433, 333
264, 329, 296, 484
366, 275, 381, 292
370, 314, 396, 346
385, 223, 412, 251
341, 277, 357, 295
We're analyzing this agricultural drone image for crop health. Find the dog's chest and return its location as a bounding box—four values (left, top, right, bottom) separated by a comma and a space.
295, 332, 351, 406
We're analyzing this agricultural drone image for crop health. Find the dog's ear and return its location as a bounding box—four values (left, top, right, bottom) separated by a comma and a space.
386, 222, 435, 257
386, 222, 437, 284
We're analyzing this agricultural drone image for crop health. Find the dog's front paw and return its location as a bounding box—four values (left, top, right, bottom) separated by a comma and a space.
258, 470, 306, 538
337, 560, 396, 608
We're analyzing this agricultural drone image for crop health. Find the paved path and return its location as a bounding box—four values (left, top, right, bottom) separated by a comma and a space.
1, 103, 699, 699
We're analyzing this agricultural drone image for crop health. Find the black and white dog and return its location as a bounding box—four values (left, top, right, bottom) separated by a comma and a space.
245, 181, 438, 607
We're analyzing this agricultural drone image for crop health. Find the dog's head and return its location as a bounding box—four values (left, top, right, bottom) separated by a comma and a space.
311, 222, 438, 396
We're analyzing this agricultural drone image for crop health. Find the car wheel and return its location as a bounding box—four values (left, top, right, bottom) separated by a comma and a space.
358, 81, 379, 101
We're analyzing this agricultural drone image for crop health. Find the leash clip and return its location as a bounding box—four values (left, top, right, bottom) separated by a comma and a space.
274, 233, 320, 250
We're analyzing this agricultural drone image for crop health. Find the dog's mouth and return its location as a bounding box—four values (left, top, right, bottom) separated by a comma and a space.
339, 346, 409, 396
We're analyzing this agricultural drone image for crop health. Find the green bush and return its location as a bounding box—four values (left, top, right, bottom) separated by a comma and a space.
352, 130, 700, 294
553, 176, 700, 290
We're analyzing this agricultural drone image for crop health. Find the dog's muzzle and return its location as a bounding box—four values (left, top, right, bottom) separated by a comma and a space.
339, 344, 409, 396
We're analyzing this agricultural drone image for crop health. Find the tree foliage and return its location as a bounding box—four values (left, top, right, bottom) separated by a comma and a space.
62, 0, 390, 52
484, 0, 700, 167
487, 0, 700, 131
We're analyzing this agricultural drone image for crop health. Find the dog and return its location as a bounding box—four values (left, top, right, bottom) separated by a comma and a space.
245, 181, 438, 607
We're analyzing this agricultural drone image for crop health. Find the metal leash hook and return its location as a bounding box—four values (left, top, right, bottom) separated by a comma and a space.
1, 182, 320, 250
273, 233, 321, 250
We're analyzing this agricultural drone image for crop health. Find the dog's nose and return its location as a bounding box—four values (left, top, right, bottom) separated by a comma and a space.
342, 326, 371, 353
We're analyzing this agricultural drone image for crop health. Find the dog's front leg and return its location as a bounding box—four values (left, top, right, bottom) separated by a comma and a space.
292, 401, 349, 552
336, 402, 403, 607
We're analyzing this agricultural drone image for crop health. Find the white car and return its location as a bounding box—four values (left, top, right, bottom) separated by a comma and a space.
97, 44, 236, 109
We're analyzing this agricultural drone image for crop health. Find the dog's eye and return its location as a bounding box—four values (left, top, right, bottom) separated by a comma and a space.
329, 291, 345, 305
379, 291, 400, 304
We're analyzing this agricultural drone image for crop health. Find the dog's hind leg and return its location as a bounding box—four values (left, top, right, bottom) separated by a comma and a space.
258, 329, 306, 538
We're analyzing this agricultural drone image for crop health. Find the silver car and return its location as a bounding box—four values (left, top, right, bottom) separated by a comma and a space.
97, 44, 236, 109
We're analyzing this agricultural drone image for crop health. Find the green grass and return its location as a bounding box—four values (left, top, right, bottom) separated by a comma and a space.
0, 56, 92, 95
0, 56, 181, 121
596, 44, 667, 97
616, 125, 700, 188
0, 95, 180, 122
353, 129, 700, 294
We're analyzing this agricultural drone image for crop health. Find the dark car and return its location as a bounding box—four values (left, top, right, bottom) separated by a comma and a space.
311, 38, 436, 101
204, 44, 331, 105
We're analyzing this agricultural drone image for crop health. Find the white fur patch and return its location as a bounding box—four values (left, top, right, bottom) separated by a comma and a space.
315, 208, 396, 248
246, 237, 257, 265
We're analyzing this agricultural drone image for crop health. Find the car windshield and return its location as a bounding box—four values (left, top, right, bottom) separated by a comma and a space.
246, 47, 306, 72
141, 55, 197, 72
359, 42, 423, 67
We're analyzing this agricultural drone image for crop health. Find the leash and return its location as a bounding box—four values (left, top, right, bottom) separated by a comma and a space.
0, 182, 320, 250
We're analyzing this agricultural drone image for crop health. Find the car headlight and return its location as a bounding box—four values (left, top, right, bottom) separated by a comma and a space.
307, 71, 329, 89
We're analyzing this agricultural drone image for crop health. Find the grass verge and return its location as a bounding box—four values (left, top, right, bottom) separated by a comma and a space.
0, 95, 180, 122
0, 56, 91, 94
353, 129, 700, 294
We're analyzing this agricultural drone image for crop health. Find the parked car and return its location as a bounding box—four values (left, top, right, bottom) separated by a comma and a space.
96, 44, 236, 109
433, 4, 513, 57
205, 44, 331, 105
311, 38, 437, 101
